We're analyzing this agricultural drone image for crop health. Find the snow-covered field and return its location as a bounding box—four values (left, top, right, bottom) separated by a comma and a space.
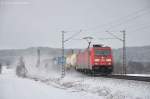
126, 74, 150, 77
0, 67, 101, 99
1, 55, 150, 99
24, 56, 150, 99
26, 69, 150, 99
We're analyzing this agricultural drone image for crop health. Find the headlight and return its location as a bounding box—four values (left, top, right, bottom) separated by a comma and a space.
108, 63, 112, 65
94, 59, 100, 62
106, 59, 111, 62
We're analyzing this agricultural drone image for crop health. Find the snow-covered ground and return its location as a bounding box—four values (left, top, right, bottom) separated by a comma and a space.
0, 67, 101, 99
24, 56, 150, 99
26, 69, 150, 99
126, 74, 150, 77
114, 73, 150, 77
1, 55, 150, 99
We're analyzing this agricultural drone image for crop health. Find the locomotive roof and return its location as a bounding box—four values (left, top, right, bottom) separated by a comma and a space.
93, 44, 111, 48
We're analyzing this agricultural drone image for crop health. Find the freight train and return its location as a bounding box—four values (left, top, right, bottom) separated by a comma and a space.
65, 44, 113, 75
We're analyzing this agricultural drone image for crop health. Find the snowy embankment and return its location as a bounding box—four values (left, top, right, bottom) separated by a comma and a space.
0, 67, 101, 99
17, 56, 150, 99
126, 74, 150, 77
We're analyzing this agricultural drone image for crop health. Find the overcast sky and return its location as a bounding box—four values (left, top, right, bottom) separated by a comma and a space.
0, 0, 150, 49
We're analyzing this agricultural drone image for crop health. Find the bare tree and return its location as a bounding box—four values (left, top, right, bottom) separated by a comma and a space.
16, 56, 27, 77
36, 48, 40, 67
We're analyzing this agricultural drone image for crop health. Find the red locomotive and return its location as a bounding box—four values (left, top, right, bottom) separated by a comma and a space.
75, 44, 113, 74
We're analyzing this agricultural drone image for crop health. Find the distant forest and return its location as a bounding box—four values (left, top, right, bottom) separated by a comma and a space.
0, 46, 150, 74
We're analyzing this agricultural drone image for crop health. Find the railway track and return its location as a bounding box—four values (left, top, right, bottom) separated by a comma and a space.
76, 70, 150, 82
95, 74, 150, 82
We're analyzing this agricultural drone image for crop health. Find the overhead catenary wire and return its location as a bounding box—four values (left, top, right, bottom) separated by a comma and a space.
107, 10, 150, 30
98, 38, 118, 40
63, 6, 150, 43
128, 23, 150, 32
64, 30, 82, 42
106, 31, 123, 41
83, 6, 150, 33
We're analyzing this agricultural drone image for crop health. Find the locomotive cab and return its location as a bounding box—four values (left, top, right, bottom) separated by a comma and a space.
76, 44, 113, 75
91, 44, 113, 73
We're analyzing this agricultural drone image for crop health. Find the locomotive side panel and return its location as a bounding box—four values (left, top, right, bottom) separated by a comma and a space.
76, 49, 91, 69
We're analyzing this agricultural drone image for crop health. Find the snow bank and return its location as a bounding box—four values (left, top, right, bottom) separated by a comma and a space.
0, 70, 102, 99
1, 66, 16, 76
22, 55, 61, 79
15, 55, 150, 99
126, 74, 150, 77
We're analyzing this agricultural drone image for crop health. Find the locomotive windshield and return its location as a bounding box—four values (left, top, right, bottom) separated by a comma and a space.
94, 49, 111, 55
